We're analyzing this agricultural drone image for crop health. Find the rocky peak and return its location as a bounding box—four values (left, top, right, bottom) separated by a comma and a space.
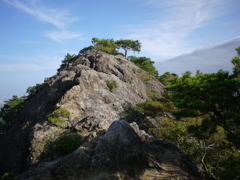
0, 52, 201, 179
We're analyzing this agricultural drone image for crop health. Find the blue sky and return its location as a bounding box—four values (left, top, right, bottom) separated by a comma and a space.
0, 0, 240, 106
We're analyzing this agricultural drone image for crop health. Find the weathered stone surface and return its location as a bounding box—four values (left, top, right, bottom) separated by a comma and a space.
15, 120, 201, 180
130, 122, 153, 141
0, 52, 201, 179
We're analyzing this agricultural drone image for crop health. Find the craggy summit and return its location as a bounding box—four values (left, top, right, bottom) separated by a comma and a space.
0, 51, 201, 179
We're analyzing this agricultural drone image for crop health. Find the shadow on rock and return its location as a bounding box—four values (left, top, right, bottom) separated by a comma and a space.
91, 120, 149, 177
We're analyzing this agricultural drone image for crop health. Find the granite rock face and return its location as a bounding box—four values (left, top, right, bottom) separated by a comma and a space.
15, 120, 201, 180
0, 52, 201, 179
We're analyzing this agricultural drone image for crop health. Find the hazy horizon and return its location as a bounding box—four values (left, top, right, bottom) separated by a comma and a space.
1, 0, 240, 101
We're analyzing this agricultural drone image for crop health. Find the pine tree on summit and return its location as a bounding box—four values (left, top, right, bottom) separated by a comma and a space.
79, 38, 141, 58
57, 53, 77, 72
115, 39, 141, 57
80, 37, 118, 55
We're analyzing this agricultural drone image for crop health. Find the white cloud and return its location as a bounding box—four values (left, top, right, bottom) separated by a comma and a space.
155, 36, 240, 75
222, 21, 240, 26
45, 30, 83, 44
22, 41, 42, 44
3, 0, 77, 29
0, 63, 43, 71
0, 54, 27, 61
0, 54, 62, 71
125, 0, 237, 57
3, 0, 82, 43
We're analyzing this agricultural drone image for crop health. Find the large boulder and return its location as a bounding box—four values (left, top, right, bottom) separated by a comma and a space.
15, 120, 201, 180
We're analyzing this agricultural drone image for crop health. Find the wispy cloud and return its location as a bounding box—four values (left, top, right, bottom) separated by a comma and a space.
222, 21, 240, 26
126, 0, 237, 57
0, 63, 43, 71
22, 41, 42, 44
3, 0, 82, 43
45, 30, 83, 44
3, 0, 77, 29
0, 54, 62, 71
155, 36, 240, 75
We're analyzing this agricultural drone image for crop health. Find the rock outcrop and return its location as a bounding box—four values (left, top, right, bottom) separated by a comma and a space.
0, 52, 201, 179
15, 120, 200, 180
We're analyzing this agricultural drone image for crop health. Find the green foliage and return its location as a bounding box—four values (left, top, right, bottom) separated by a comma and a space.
155, 116, 240, 179
26, 84, 39, 95
131, 47, 240, 179
0, 172, 14, 180
41, 132, 82, 158
134, 99, 175, 118
79, 38, 141, 57
159, 72, 179, 85
0, 96, 25, 136
231, 46, 240, 75
165, 69, 240, 147
48, 107, 70, 124
57, 53, 78, 72
134, 97, 240, 179
140, 74, 152, 82
115, 39, 141, 57
105, 80, 118, 92
195, 69, 203, 76
128, 56, 159, 79
146, 88, 158, 100
163, 62, 240, 178
79, 45, 95, 54
80, 37, 119, 55
91, 37, 118, 54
